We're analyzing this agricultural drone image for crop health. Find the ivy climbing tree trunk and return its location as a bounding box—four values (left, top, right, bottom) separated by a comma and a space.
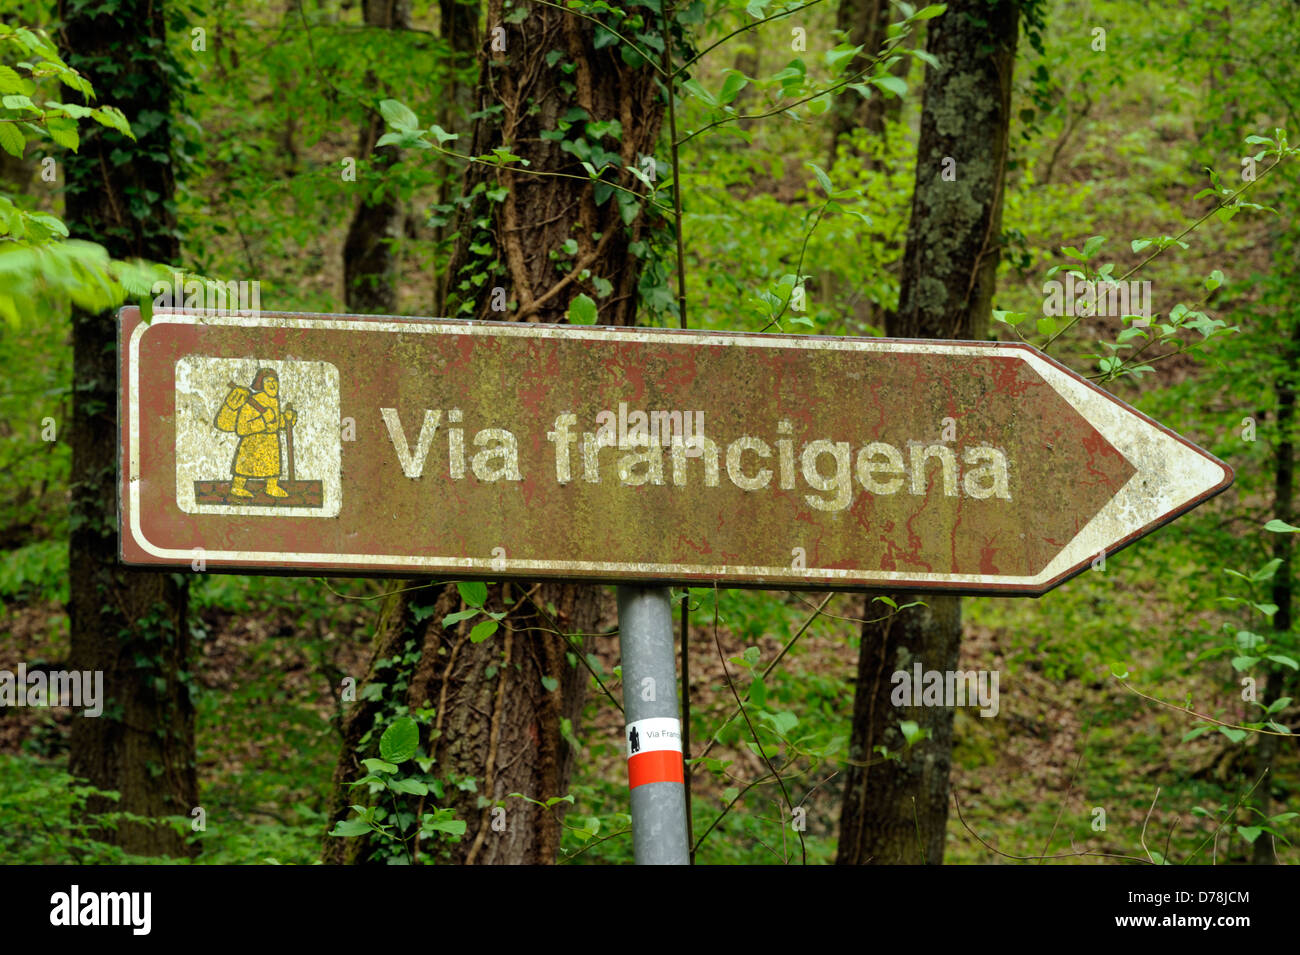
836, 0, 1019, 865
432, 0, 480, 299
60, 0, 197, 858
324, 0, 668, 864
342, 0, 411, 313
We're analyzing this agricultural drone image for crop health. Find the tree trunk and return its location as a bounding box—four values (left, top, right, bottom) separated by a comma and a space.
1251, 318, 1298, 864
324, 0, 667, 864
836, 0, 1019, 865
828, 0, 908, 165
59, 0, 197, 858
431, 0, 481, 299
342, 0, 411, 313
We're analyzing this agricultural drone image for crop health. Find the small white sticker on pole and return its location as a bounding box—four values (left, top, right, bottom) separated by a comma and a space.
625, 717, 683, 790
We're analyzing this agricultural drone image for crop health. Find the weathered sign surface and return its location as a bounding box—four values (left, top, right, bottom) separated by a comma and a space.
118, 307, 1232, 594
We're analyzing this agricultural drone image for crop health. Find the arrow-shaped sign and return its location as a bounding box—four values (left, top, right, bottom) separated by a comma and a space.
119, 307, 1232, 594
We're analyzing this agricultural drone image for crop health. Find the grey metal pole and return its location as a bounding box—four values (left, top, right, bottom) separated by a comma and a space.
617, 585, 690, 865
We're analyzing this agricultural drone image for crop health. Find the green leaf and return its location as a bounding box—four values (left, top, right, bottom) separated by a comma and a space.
49, 100, 93, 119
761, 710, 798, 735
1205, 269, 1224, 292
1185, 314, 1228, 338
615, 189, 639, 226
422, 813, 468, 838
568, 292, 598, 325
1082, 235, 1105, 258
1130, 238, 1152, 253
871, 75, 907, 98
1251, 558, 1283, 583
441, 608, 481, 627
1265, 654, 1299, 670
45, 116, 77, 150
1219, 727, 1248, 743
361, 757, 399, 774
489, 146, 525, 164
388, 778, 430, 796
0, 65, 25, 95
469, 619, 498, 643
458, 580, 488, 607
824, 44, 862, 77
329, 817, 373, 837
429, 124, 458, 145
1237, 825, 1263, 844
1235, 630, 1264, 650
806, 160, 833, 195
913, 3, 947, 19
541, 675, 559, 692
379, 98, 419, 131
379, 716, 420, 764
749, 676, 766, 707
1264, 519, 1300, 533
680, 78, 716, 107
718, 70, 748, 104
899, 720, 927, 746
0, 123, 23, 158
26, 212, 66, 238
912, 48, 941, 70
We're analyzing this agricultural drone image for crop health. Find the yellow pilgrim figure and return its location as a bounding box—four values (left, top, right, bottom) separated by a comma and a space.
230, 369, 297, 498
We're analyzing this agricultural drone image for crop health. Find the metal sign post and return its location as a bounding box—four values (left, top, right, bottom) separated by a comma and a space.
617, 586, 690, 865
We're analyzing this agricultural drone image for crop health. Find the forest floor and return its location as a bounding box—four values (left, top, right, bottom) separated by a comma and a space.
4, 564, 1278, 864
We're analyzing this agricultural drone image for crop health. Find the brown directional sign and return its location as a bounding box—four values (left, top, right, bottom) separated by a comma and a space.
118, 306, 1232, 595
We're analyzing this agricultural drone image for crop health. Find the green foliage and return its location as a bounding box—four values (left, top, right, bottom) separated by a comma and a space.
0, 753, 187, 864
329, 713, 467, 864
3, 0, 1300, 867
0, 21, 181, 326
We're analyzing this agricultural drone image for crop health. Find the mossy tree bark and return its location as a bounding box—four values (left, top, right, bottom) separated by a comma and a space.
836, 0, 1019, 865
60, 0, 198, 858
